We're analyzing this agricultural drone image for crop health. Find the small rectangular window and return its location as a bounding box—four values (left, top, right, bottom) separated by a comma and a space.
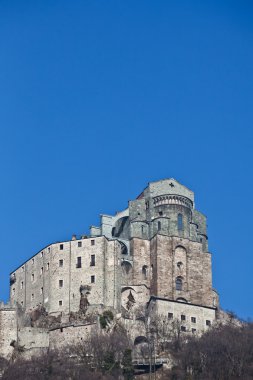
60, 244, 64, 250
90, 254, 95, 266
41, 251, 43, 258
181, 314, 186, 321
159, 211, 163, 216
191, 317, 196, 323
181, 326, 186, 332
22, 266, 25, 272
76, 257, 82, 268
91, 275, 95, 283
206, 320, 211, 326
91, 240, 95, 246
31, 274, 34, 282
78, 241, 82, 248
40, 267, 43, 275
59, 259, 63, 267
192, 328, 196, 333
48, 247, 50, 252
31, 293, 34, 301
12, 288, 15, 296
32, 258, 34, 265
47, 263, 49, 270
158, 221, 161, 231
59, 280, 63, 288
21, 301, 24, 306
59, 300, 63, 306
21, 281, 23, 290
168, 312, 173, 319
40, 287, 43, 295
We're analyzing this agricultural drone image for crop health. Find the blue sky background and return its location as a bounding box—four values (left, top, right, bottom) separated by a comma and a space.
0, 0, 252, 319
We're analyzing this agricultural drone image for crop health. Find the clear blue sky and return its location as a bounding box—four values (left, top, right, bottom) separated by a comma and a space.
0, 0, 252, 320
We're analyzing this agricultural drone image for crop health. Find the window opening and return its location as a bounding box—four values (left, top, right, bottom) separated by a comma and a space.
178, 213, 183, 231
90, 254, 95, 266
142, 265, 148, 280
77, 257, 82, 268
176, 277, 183, 291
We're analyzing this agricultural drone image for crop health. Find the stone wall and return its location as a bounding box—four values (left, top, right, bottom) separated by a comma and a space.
0, 307, 17, 359
10, 236, 122, 314
49, 323, 96, 350
130, 234, 214, 308
18, 327, 49, 352
149, 297, 216, 335
152, 235, 214, 307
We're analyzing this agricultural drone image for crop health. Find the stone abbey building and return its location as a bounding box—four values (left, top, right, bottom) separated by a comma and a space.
1, 178, 220, 359
0, 178, 225, 358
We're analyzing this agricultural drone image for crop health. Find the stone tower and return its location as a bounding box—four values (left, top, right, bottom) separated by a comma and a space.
92, 178, 218, 309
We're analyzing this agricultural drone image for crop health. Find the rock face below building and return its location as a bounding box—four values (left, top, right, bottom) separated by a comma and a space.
2, 178, 221, 359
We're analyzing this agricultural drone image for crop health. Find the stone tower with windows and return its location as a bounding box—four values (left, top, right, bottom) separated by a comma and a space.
91, 178, 218, 310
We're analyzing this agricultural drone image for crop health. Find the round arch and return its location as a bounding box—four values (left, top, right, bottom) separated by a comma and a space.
134, 336, 148, 345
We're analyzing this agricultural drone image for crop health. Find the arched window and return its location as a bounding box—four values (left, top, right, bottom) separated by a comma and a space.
176, 277, 183, 291
121, 261, 133, 276
178, 214, 183, 231
142, 265, 148, 280
158, 221, 161, 231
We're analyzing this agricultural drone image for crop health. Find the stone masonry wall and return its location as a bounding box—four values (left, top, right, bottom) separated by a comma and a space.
10, 236, 122, 315
149, 298, 216, 335
155, 235, 213, 307
0, 308, 17, 359
49, 323, 96, 350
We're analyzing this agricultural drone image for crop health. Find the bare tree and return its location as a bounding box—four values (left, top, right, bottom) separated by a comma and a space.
73, 323, 133, 377
168, 322, 253, 380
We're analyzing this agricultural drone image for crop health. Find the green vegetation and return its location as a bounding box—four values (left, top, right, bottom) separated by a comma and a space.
99, 310, 114, 329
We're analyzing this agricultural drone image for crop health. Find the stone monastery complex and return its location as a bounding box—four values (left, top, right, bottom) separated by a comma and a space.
1, 178, 223, 359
